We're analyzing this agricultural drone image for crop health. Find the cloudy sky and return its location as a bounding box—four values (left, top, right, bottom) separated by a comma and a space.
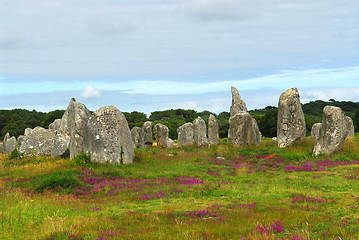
1, 0, 358, 114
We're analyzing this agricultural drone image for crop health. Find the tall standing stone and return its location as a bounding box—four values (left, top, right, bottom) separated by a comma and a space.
193, 117, 207, 146
142, 121, 153, 148
131, 126, 144, 148
84, 106, 134, 165
228, 86, 261, 146
153, 124, 171, 148
177, 123, 194, 147
59, 98, 91, 159
277, 87, 306, 148
208, 114, 219, 146
313, 106, 349, 156
346, 116, 355, 137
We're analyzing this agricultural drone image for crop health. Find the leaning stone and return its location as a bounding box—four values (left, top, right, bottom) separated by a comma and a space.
142, 121, 153, 148
59, 98, 91, 160
153, 124, 171, 148
230, 86, 247, 117
177, 123, 194, 147
208, 114, 219, 146
49, 119, 62, 132
84, 106, 134, 165
229, 112, 261, 146
131, 126, 144, 148
311, 123, 322, 140
193, 117, 208, 146
19, 127, 55, 155
277, 87, 306, 148
313, 106, 348, 156
346, 116, 355, 137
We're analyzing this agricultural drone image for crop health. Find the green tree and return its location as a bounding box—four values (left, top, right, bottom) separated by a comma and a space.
41, 110, 65, 128
354, 108, 359, 132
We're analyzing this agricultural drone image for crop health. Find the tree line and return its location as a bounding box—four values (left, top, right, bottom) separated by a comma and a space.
1, 100, 358, 141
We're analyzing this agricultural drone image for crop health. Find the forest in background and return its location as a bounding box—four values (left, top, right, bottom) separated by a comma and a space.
0, 99, 358, 141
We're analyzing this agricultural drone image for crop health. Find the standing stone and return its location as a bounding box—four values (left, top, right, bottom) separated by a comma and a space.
84, 106, 134, 165
193, 117, 207, 146
17, 135, 24, 148
208, 114, 219, 146
19, 127, 55, 155
59, 98, 91, 159
311, 123, 322, 141
49, 119, 61, 132
277, 87, 306, 148
230, 86, 247, 117
228, 87, 261, 146
229, 112, 261, 146
131, 126, 144, 148
24, 128, 33, 136
153, 124, 171, 148
142, 121, 153, 148
51, 130, 70, 157
346, 116, 355, 137
3, 133, 17, 154
313, 106, 349, 156
177, 123, 194, 147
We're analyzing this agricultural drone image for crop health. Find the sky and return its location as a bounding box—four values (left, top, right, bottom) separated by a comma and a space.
1, 0, 358, 115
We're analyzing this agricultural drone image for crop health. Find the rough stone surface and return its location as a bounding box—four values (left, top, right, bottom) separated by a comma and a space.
208, 114, 219, 146
59, 98, 91, 159
230, 86, 247, 117
142, 121, 153, 148
167, 138, 174, 148
346, 116, 355, 137
17, 135, 24, 148
84, 106, 134, 165
229, 112, 261, 146
193, 117, 208, 146
277, 87, 306, 148
313, 106, 349, 156
153, 124, 171, 148
177, 123, 194, 147
131, 126, 144, 148
3, 133, 17, 154
24, 128, 33, 136
51, 130, 70, 157
19, 127, 55, 155
49, 119, 61, 132
311, 123, 322, 141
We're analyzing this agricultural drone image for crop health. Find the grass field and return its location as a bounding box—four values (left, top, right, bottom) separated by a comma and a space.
1, 136, 359, 239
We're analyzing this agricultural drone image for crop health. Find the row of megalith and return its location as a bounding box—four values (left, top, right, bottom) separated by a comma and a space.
0, 87, 356, 165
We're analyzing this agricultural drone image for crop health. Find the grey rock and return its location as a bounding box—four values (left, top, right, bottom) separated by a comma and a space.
313, 106, 349, 156
84, 106, 134, 165
193, 117, 207, 146
229, 112, 261, 146
311, 123, 322, 140
19, 127, 55, 155
60, 98, 91, 159
167, 138, 174, 148
0, 143, 3, 154
230, 86, 247, 117
24, 128, 33, 136
131, 126, 144, 148
346, 116, 355, 137
17, 135, 24, 148
142, 121, 153, 148
277, 87, 306, 148
51, 130, 70, 157
3, 133, 17, 154
208, 114, 219, 146
177, 123, 194, 147
153, 124, 171, 148
49, 119, 62, 132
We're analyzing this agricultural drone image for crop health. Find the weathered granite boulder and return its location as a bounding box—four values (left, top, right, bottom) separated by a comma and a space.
17, 135, 24, 148
193, 117, 207, 146
19, 127, 55, 155
131, 126, 144, 148
51, 130, 70, 157
230, 86, 247, 117
229, 112, 261, 146
277, 87, 306, 148
0, 143, 3, 154
59, 98, 91, 159
142, 121, 153, 148
49, 119, 61, 132
313, 106, 349, 156
310, 123, 322, 141
346, 116, 355, 137
24, 128, 33, 136
153, 124, 171, 148
167, 138, 174, 148
177, 123, 194, 147
2, 133, 17, 154
208, 114, 219, 146
84, 106, 134, 165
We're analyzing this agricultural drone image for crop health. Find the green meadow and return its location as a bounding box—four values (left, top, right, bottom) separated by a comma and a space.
1, 137, 359, 239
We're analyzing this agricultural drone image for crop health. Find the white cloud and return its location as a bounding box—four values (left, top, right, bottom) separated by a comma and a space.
81, 85, 101, 99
